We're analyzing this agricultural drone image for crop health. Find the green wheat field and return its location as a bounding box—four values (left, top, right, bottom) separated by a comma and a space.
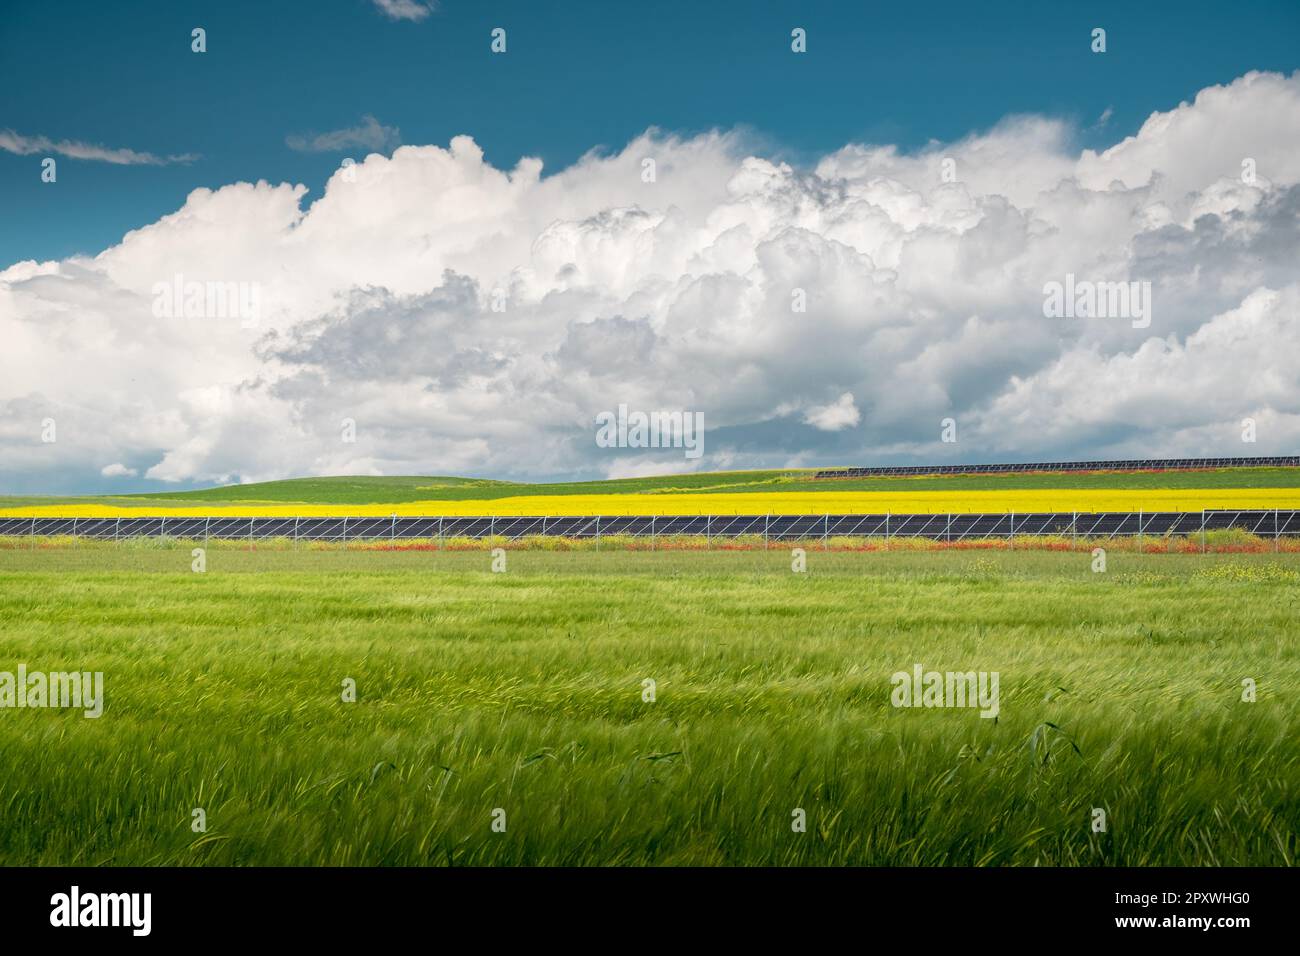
0, 543, 1295, 866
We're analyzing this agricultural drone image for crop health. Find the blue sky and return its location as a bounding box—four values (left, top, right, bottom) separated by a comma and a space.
4, 0, 1298, 268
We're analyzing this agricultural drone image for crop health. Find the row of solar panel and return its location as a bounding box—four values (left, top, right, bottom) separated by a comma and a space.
814, 456, 1300, 478
1, 511, 1296, 539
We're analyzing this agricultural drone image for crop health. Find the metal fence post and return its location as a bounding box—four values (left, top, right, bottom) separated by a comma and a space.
115, 516, 121, 542
438, 516, 444, 550
293, 516, 299, 549
1275, 507, 1279, 553
1072, 511, 1077, 551
1009, 511, 1014, 550
651, 515, 656, 551
341, 516, 347, 547
764, 513, 769, 551
595, 515, 600, 550
71, 517, 77, 547
823, 514, 829, 550
1200, 509, 1206, 554
885, 511, 889, 549
391, 513, 396, 543
706, 515, 711, 550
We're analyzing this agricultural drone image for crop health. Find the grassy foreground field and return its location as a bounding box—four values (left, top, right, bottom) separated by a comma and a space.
0, 547, 1295, 866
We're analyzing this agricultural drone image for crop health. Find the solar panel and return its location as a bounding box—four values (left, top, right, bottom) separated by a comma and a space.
811, 456, 1300, 479
5, 508, 1298, 542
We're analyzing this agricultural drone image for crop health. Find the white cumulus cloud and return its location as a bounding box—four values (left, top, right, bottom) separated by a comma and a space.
3, 71, 1299, 491
804, 394, 861, 432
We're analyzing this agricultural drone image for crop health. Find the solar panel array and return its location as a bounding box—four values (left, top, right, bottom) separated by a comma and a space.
1, 510, 1296, 541
812, 455, 1300, 479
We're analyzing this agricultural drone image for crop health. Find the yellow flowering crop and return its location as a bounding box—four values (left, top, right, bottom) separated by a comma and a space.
2, 487, 1297, 518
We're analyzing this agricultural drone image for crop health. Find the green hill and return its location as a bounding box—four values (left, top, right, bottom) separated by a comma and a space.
3, 465, 1299, 510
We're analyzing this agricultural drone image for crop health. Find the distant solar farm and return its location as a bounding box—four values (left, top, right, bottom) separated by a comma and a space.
2, 456, 1299, 548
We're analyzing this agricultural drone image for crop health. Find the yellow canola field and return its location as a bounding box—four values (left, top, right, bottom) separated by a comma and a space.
3, 487, 1299, 518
